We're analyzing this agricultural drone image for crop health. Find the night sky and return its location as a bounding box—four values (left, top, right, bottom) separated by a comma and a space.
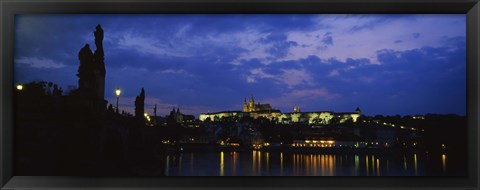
14, 14, 466, 117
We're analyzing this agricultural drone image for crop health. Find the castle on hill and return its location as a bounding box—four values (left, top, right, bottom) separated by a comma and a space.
199, 95, 361, 125
242, 95, 281, 113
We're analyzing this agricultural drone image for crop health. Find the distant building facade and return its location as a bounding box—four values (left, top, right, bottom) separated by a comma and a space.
168, 107, 195, 123
199, 96, 362, 124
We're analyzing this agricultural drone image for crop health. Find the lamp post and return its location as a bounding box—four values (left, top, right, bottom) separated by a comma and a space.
115, 88, 121, 114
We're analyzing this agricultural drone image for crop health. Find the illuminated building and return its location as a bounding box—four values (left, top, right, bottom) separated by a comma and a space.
243, 95, 281, 113
279, 107, 361, 124
199, 96, 362, 124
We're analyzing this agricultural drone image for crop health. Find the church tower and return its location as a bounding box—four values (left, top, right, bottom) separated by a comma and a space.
248, 95, 255, 112
355, 107, 362, 114
243, 98, 248, 112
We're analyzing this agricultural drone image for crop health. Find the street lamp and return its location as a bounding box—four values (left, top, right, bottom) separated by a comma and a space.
16, 84, 23, 91
115, 88, 121, 114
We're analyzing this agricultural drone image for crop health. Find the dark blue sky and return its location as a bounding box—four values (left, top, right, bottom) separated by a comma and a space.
14, 14, 466, 117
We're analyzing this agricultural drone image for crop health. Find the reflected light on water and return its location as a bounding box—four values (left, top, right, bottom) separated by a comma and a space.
331, 155, 336, 176
252, 151, 256, 175
365, 155, 369, 176
258, 151, 262, 175
288, 154, 340, 176
280, 152, 284, 176
354, 155, 359, 175
371, 155, 375, 176
376, 159, 380, 176
266, 152, 270, 173
163, 151, 458, 176
321, 154, 326, 175
232, 152, 238, 174
220, 151, 224, 176
165, 155, 170, 176
414, 154, 418, 176
442, 154, 447, 174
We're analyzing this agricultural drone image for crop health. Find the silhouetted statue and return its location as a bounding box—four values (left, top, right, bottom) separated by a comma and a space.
76, 24, 106, 100
77, 44, 95, 97
93, 24, 106, 99
135, 88, 145, 120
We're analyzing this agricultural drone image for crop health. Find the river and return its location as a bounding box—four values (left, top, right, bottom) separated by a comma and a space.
163, 150, 464, 176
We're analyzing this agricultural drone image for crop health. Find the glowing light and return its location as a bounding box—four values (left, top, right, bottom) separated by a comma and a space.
115, 88, 121, 96
16, 84, 23, 90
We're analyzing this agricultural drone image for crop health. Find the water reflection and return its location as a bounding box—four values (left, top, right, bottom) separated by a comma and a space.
354, 155, 359, 175
442, 154, 447, 174
414, 154, 418, 176
365, 155, 369, 176
165, 155, 170, 176
220, 151, 224, 176
280, 152, 284, 175
163, 151, 451, 176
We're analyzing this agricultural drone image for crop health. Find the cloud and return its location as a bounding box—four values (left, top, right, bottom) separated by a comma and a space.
412, 33, 421, 39
246, 68, 314, 88
328, 69, 340, 77
321, 32, 334, 45
116, 32, 190, 58
263, 88, 339, 110
278, 69, 314, 88
246, 68, 275, 83
281, 14, 465, 64
15, 57, 66, 69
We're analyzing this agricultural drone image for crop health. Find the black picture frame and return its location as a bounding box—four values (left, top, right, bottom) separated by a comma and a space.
1, 0, 479, 189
